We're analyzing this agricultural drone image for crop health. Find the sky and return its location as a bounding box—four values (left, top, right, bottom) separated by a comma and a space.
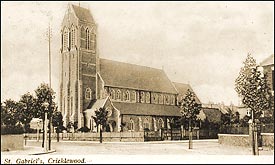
1, 1, 274, 105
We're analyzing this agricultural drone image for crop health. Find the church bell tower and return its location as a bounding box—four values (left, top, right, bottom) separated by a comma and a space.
59, 4, 98, 129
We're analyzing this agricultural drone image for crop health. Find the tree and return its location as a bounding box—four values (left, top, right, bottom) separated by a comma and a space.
18, 92, 36, 132
235, 53, 273, 155
34, 83, 56, 148
1, 99, 24, 135
92, 107, 108, 143
178, 89, 201, 149
52, 109, 63, 142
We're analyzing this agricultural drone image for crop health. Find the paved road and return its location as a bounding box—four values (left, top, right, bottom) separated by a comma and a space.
2, 139, 273, 155
2, 140, 274, 164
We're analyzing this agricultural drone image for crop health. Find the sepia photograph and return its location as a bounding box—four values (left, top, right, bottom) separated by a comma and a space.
1, 1, 274, 164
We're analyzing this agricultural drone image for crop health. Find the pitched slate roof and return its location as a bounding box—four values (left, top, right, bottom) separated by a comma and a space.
113, 102, 182, 116
260, 54, 274, 67
86, 98, 107, 110
100, 58, 178, 94
173, 82, 201, 103
71, 4, 94, 23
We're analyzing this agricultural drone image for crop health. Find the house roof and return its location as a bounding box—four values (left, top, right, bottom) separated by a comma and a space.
100, 58, 178, 94
113, 102, 182, 117
260, 54, 274, 67
173, 82, 201, 103
71, 4, 94, 23
201, 108, 222, 123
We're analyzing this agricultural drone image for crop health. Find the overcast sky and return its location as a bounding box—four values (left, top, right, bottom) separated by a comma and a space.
1, 1, 274, 105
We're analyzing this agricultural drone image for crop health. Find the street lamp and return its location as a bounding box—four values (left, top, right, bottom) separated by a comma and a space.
42, 102, 49, 153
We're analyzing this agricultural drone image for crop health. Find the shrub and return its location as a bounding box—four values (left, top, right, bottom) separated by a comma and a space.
78, 126, 90, 132
1, 125, 24, 135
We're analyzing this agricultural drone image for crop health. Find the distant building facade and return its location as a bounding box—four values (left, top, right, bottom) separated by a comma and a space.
59, 4, 201, 132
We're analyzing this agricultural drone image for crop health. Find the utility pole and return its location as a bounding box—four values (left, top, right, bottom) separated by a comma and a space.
46, 23, 53, 151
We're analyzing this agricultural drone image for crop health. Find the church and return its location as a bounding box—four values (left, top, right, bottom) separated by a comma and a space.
59, 4, 201, 132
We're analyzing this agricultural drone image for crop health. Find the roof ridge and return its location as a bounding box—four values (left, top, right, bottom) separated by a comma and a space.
100, 58, 163, 71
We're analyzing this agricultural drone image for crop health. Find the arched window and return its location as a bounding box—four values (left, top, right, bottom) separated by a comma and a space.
110, 89, 115, 100
158, 118, 164, 129
153, 93, 158, 103
90, 32, 96, 51
125, 90, 130, 101
132, 91, 136, 102
85, 88, 92, 100
145, 92, 150, 103
130, 119, 134, 131
159, 94, 163, 104
63, 28, 68, 51
86, 28, 90, 50
143, 118, 149, 130
140, 91, 145, 103
71, 26, 75, 49
116, 90, 121, 100
171, 95, 175, 105
165, 95, 170, 104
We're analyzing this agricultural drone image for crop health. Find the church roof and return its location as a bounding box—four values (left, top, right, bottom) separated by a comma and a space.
173, 82, 201, 103
260, 54, 274, 67
100, 58, 178, 94
71, 4, 94, 22
113, 102, 182, 117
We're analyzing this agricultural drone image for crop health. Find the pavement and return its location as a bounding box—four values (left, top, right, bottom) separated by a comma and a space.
1, 139, 274, 164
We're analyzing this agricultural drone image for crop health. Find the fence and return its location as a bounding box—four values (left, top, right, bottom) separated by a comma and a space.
219, 124, 274, 135
26, 132, 144, 142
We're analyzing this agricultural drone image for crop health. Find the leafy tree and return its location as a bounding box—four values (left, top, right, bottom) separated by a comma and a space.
235, 53, 273, 155
92, 107, 108, 143
18, 92, 36, 132
52, 110, 63, 142
179, 89, 201, 149
34, 83, 56, 148
1, 99, 24, 135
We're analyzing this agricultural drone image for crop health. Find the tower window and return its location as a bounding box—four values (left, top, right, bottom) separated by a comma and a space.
86, 28, 90, 50
63, 29, 68, 51
85, 88, 92, 100
71, 27, 75, 49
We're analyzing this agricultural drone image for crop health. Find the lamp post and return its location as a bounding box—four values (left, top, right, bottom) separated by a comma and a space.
42, 102, 49, 153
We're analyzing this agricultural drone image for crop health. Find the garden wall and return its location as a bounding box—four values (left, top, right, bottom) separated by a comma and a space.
1, 134, 24, 151
218, 134, 250, 147
261, 133, 274, 149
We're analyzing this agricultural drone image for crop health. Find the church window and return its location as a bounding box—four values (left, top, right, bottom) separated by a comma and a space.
71, 27, 75, 49
143, 118, 150, 130
158, 118, 164, 129
63, 28, 68, 51
117, 90, 121, 100
125, 90, 130, 101
86, 28, 90, 50
145, 92, 150, 103
140, 91, 145, 103
110, 89, 115, 100
159, 94, 163, 104
153, 93, 158, 103
132, 91, 136, 102
165, 95, 170, 105
130, 119, 134, 131
171, 95, 175, 105
90, 32, 96, 51
85, 88, 92, 100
